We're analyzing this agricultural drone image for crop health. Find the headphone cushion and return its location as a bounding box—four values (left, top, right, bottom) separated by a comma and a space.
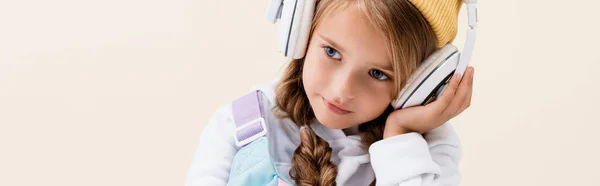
287, 0, 316, 59
392, 44, 459, 108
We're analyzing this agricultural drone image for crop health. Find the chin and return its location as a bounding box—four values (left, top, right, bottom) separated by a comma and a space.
313, 110, 354, 129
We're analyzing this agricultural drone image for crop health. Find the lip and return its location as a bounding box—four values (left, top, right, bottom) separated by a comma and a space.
322, 97, 352, 115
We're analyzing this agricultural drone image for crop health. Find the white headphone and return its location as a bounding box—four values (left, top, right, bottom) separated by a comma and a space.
266, 0, 478, 109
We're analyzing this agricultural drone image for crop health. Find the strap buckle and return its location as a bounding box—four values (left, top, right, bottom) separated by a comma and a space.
234, 117, 267, 147
232, 90, 268, 147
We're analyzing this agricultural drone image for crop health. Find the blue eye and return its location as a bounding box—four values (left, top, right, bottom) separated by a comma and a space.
324, 46, 341, 59
369, 69, 388, 80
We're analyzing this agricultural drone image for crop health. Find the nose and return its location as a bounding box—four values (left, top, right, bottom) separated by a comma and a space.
331, 70, 356, 104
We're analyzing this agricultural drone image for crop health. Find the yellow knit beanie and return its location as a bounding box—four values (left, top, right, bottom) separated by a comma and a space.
408, 0, 463, 48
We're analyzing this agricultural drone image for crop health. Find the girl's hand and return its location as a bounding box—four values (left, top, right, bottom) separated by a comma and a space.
384, 67, 475, 138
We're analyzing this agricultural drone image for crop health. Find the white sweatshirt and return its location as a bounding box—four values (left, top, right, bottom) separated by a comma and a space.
185, 80, 462, 186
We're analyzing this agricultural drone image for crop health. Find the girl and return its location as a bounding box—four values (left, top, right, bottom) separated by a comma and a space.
187, 0, 475, 185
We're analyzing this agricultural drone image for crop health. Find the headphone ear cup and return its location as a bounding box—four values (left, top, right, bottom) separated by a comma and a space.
280, 0, 316, 59
392, 44, 459, 109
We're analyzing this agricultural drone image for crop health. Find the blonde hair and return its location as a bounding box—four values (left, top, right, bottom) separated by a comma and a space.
274, 0, 438, 185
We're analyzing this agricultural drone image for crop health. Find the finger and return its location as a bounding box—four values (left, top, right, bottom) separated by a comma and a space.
444, 67, 474, 118
388, 105, 435, 133
460, 87, 472, 112
429, 71, 462, 113
459, 68, 474, 112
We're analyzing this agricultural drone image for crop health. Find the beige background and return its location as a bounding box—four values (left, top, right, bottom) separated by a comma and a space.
1, 0, 599, 185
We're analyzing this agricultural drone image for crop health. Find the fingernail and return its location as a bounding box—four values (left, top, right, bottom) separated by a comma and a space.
455, 73, 462, 80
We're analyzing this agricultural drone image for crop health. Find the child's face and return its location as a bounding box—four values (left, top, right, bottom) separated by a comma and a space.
303, 6, 395, 129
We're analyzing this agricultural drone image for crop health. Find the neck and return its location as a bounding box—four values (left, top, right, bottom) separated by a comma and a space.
342, 125, 359, 136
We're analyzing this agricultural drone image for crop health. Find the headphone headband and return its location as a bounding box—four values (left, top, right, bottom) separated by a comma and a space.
456, 1, 478, 76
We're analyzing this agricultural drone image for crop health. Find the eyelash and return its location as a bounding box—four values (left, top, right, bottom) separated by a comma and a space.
321, 45, 391, 81
323, 45, 341, 60
369, 69, 390, 81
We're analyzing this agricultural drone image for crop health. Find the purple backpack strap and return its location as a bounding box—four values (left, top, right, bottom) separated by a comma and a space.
232, 90, 267, 147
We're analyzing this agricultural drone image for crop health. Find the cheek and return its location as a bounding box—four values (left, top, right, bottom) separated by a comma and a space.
302, 47, 329, 93
357, 84, 394, 119
376, 83, 395, 100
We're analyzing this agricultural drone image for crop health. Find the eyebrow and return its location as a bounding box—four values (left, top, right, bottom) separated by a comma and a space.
318, 34, 346, 54
373, 63, 394, 75
318, 34, 394, 74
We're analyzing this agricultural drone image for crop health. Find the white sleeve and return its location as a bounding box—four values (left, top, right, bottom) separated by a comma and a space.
423, 123, 462, 185
185, 104, 240, 186
368, 123, 462, 186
